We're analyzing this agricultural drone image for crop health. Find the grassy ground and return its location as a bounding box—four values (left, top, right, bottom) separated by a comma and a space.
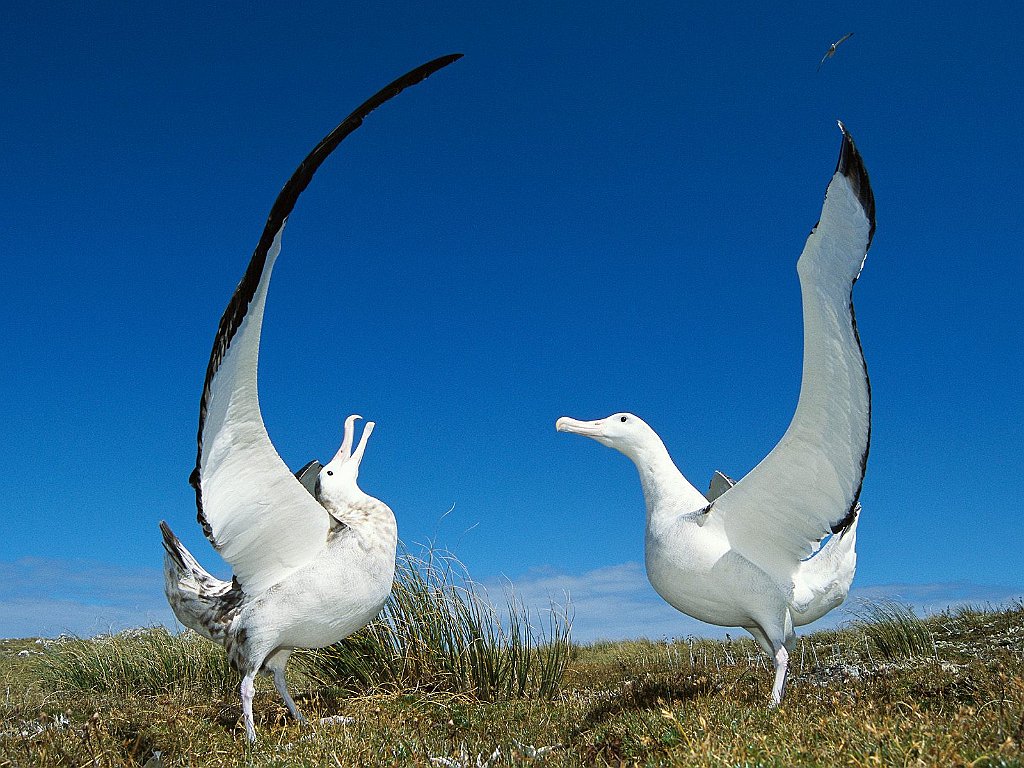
2, 602, 1022, 767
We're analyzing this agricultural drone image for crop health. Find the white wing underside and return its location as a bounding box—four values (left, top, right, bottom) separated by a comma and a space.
710, 163, 872, 586
188, 55, 463, 597
199, 230, 330, 595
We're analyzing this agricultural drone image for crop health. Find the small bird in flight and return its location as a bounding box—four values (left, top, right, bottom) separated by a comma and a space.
818, 32, 854, 70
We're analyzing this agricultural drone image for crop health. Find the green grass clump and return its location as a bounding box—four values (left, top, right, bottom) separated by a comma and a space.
29, 627, 235, 698
853, 599, 937, 660
296, 548, 573, 701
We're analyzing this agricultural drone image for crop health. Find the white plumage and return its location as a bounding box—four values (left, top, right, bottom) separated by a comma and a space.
557, 123, 874, 706
160, 54, 461, 741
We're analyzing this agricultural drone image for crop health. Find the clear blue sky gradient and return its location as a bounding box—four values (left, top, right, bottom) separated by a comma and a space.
2, 2, 1021, 636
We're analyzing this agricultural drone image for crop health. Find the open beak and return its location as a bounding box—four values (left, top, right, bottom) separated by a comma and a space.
333, 414, 363, 462
350, 420, 375, 467
555, 416, 606, 439
330, 415, 374, 469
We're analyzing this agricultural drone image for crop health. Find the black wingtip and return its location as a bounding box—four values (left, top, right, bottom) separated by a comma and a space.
159, 520, 180, 558
255, 52, 464, 263
432, 52, 464, 67
835, 122, 876, 246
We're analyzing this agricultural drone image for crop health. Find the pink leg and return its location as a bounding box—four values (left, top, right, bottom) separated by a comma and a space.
241, 671, 257, 742
769, 644, 789, 707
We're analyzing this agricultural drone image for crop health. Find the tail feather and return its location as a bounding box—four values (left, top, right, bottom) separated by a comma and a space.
160, 521, 242, 643
790, 504, 859, 626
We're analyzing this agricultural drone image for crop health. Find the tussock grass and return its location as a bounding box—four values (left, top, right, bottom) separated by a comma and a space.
28, 627, 235, 698
296, 549, 573, 700
852, 599, 937, 660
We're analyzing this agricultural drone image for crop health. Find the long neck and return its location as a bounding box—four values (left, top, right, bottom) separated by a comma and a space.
627, 436, 708, 528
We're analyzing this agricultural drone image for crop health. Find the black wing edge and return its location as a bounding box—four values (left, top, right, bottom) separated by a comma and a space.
828, 121, 874, 537
189, 53, 463, 546
830, 500, 861, 536
835, 121, 876, 248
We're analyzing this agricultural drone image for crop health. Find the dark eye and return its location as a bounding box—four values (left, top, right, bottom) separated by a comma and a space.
620, 416, 628, 422
326, 470, 334, 476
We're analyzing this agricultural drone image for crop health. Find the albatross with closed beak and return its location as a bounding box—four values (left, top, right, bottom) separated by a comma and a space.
557, 123, 875, 706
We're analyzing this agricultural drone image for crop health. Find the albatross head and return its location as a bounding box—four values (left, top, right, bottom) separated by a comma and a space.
316, 414, 375, 505
555, 413, 661, 460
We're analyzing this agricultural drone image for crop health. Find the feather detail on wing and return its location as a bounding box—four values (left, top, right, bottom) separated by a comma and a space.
709, 124, 874, 585
189, 54, 462, 595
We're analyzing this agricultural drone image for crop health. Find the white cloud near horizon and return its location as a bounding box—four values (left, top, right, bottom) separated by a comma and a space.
0, 557, 175, 638
487, 563, 1023, 642
1, 556, 1020, 642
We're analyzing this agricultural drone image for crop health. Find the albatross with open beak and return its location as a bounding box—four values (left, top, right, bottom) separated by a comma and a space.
159, 54, 461, 741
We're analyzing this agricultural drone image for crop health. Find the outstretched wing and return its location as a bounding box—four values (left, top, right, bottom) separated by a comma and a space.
710, 124, 875, 585
190, 54, 462, 595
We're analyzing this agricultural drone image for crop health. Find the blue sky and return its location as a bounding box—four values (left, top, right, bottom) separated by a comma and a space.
2, 1, 1021, 639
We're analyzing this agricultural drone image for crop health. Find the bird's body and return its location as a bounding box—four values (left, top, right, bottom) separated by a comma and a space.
557, 124, 874, 705
162, 490, 396, 692
636, 427, 861, 629
225, 506, 396, 655
160, 54, 460, 741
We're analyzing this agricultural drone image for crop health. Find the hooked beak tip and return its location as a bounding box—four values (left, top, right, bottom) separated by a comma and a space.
350, 419, 375, 465
556, 416, 603, 437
